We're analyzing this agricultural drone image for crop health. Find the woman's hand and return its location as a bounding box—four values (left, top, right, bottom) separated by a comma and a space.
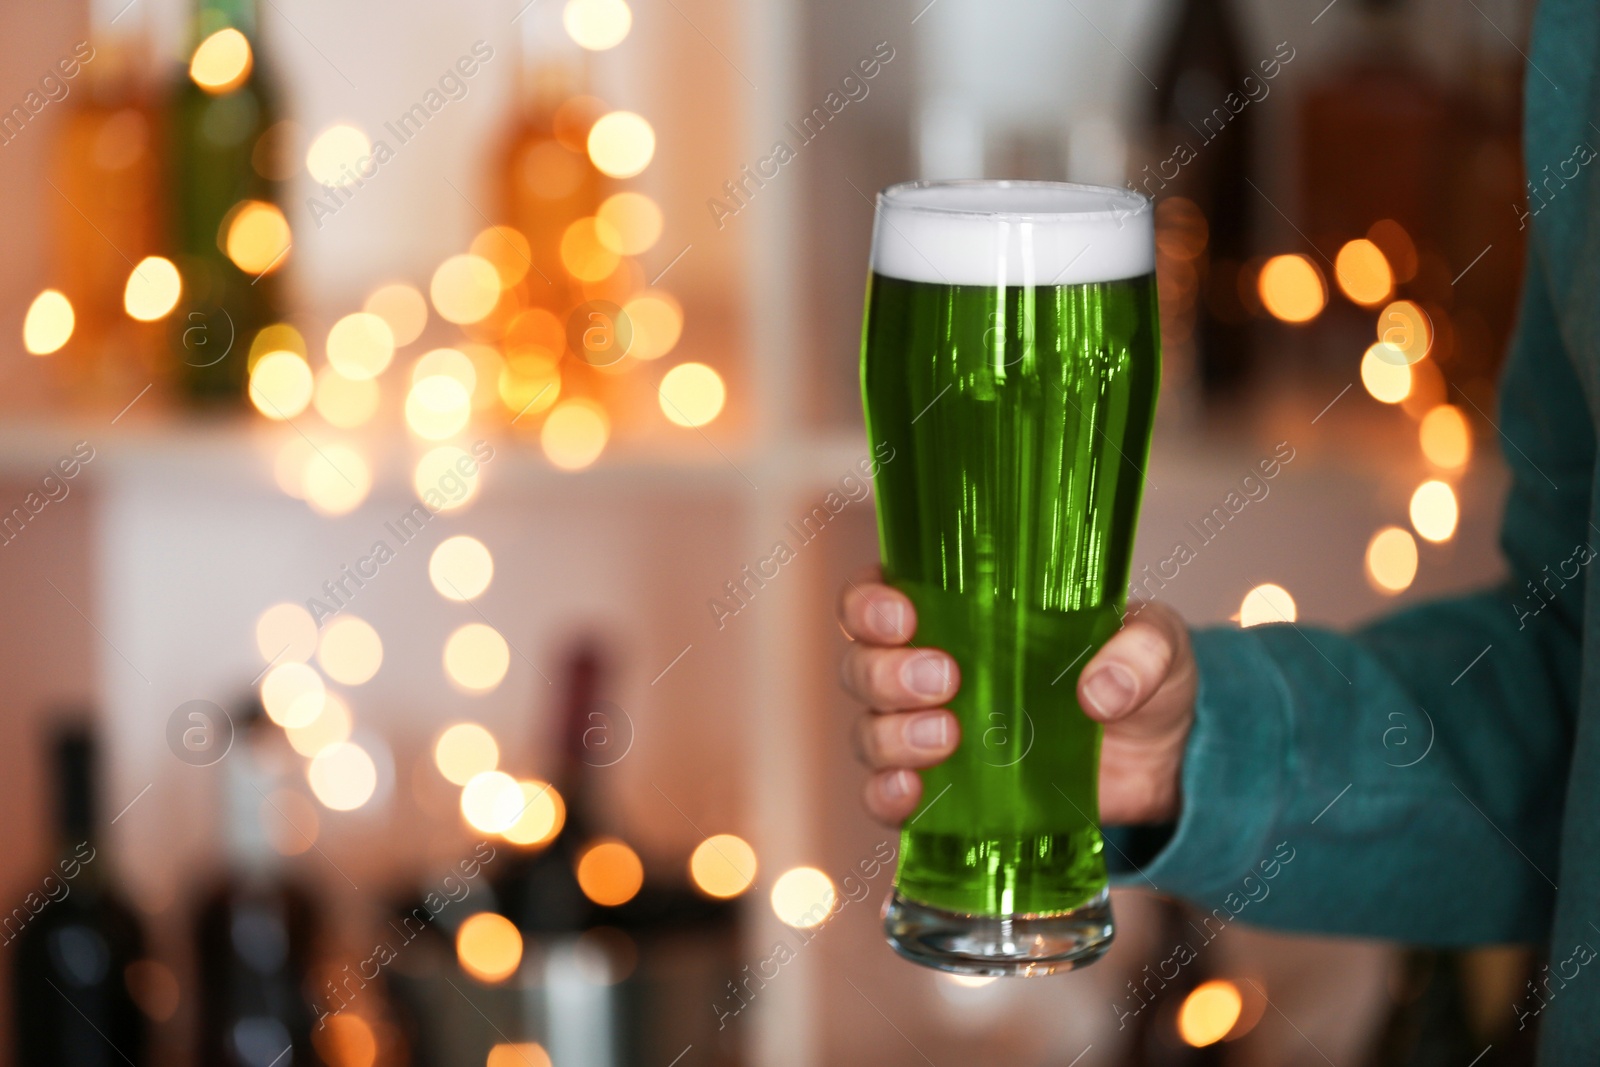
838, 574, 1198, 827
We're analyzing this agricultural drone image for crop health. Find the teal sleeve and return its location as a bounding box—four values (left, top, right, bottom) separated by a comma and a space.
1114, 244, 1591, 945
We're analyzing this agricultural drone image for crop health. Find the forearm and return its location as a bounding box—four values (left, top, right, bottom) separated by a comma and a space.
1123, 585, 1579, 944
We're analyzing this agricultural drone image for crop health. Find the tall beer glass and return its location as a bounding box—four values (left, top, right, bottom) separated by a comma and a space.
860, 181, 1159, 975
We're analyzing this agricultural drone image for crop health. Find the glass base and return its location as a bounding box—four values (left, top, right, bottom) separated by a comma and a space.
882, 887, 1114, 977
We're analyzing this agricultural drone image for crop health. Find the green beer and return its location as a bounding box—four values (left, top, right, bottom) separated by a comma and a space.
861, 181, 1159, 975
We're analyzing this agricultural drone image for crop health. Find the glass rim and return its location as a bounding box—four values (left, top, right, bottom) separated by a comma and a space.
877, 180, 1150, 223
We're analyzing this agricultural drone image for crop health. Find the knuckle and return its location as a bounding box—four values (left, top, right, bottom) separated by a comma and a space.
1120, 622, 1176, 677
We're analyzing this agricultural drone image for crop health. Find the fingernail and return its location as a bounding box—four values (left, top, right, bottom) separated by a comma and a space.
904, 655, 950, 699
906, 712, 950, 751
880, 600, 909, 640
882, 769, 915, 798
1082, 664, 1137, 719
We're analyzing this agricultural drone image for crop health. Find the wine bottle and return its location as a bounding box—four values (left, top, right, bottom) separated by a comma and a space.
11, 726, 149, 1067
194, 700, 325, 1067
168, 0, 285, 402
492, 640, 605, 936
1149, 0, 1256, 400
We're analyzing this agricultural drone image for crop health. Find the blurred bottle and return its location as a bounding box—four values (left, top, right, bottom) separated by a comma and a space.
492, 640, 607, 936
168, 0, 286, 402
48, 0, 165, 405
493, 15, 624, 424
1149, 0, 1256, 401
195, 701, 326, 1067
11, 725, 149, 1067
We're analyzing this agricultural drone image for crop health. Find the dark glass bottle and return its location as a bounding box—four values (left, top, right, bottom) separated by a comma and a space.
194, 702, 325, 1067
492, 640, 607, 936
11, 727, 149, 1067
168, 0, 284, 402
1149, 0, 1256, 399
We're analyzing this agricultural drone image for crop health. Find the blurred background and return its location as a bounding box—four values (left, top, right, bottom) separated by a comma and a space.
0, 0, 1540, 1063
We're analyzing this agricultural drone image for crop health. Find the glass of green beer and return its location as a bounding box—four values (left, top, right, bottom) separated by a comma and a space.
860, 180, 1159, 976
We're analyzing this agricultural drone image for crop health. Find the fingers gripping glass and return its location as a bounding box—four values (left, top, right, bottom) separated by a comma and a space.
859, 180, 1160, 975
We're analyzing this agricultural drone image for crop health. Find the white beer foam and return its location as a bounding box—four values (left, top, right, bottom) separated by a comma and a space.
870, 181, 1154, 287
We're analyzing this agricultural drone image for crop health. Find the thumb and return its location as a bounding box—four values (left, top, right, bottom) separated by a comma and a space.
1077, 602, 1188, 726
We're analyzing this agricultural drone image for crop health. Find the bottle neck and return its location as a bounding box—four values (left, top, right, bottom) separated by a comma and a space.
52, 732, 104, 885
223, 734, 281, 878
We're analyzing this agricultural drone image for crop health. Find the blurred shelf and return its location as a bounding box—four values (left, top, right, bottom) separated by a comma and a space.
0, 415, 877, 499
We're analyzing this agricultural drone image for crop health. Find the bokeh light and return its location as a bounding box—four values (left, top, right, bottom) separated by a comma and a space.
433, 723, 499, 786
24, 289, 74, 355
413, 348, 477, 392
363, 283, 429, 346
488, 1044, 552, 1067
1334, 238, 1394, 306
248, 351, 314, 420
658, 362, 726, 427
498, 350, 562, 417
541, 400, 610, 470
261, 661, 326, 729
596, 192, 662, 255
1239, 583, 1297, 628
189, 28, 252, 93
430, 535, 494, 601
223, 200, 291, 275
318, 615, 383, 685
1360, 344, 1411, 404
503, 781, 565, 847
308, 741, 379, 811
405, 375, 472, 440
306, 124, 372, 187
255, 602, 318, 663
125, 959, 181, 1022
444, 623, 511, 692
576, 839, 644, 906
460, 770, 523, 833
771, 867, 836, 929
458, 343, 506, 409
1375, 299, 1432, 365
302, 445, 372, 516
456, 912, 523, 984
312, 1014, 377, 1067
621, 291, 683, 360
560, 217, 622, 282
413, 446, 483, 511
469, 226, 533, 288
564, 0, 633, 49
285, 691, 354, 758
313, 367, 380, 429
1256, 254, 1325, 324
124, 256, 182, 321
689, 834, 758, 899
1419, 405, 1471, 468
249, 322, 308, 366
587, 111, 655, 178
1366, 527, 1419, 594
325, 312, 396, 381
1410, 480, 1459, 543
1177, 979, 1243, 1047
430, 255, 501, 325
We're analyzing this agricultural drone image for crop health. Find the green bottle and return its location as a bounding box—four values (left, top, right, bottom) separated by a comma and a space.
168, 0, 284, 402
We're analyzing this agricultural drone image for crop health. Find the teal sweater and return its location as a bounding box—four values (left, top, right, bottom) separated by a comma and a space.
1124, 0, 1600, 1058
